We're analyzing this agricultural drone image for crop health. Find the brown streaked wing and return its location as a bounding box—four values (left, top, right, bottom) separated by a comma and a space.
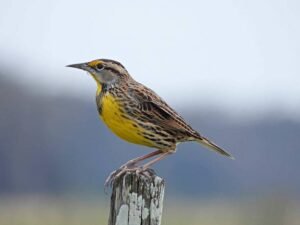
128, 84, 200, 138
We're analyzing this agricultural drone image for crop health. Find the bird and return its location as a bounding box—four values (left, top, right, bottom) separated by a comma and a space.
67, 59, 233, 184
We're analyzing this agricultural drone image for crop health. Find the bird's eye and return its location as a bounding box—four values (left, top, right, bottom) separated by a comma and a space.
96, 64, 104, 70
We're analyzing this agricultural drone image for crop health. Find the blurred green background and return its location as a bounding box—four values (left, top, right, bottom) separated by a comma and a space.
1, 0, 300, 224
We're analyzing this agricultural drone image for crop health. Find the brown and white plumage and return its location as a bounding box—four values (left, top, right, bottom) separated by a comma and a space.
67, 58, 233, 184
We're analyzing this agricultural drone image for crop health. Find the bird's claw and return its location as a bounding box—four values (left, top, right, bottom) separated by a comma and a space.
104, 166, 134, 190
137, 167, 156, 177
104, 166, 156, 193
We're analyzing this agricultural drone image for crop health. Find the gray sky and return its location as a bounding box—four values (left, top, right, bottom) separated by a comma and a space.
1, 0, 299, 120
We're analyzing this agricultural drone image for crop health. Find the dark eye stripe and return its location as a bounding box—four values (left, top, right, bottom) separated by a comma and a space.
105, 67, 125, 76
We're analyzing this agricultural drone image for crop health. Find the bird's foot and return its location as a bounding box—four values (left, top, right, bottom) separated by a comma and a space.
136, 167, 156, 177
104, 166, 156, 192
118, 160, 137, 170
104, 166, 137, 190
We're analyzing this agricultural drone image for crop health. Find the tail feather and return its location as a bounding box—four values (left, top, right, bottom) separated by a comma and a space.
196, 136, 234, 159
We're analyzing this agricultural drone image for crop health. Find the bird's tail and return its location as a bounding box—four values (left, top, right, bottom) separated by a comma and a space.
196, 136, 234, 159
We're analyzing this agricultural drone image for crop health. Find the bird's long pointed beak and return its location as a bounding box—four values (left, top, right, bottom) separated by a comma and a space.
66, 63, 89, 71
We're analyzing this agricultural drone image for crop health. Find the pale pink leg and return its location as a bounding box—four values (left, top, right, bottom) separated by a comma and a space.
120, 150, 163, 168
104, 150, 163, 188
141, 152, 173, 170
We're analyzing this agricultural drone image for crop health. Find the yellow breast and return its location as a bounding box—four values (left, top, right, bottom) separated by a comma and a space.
99, 92, 154, 147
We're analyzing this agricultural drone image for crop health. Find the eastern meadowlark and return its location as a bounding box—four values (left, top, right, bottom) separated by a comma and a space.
67, 59, 233, 184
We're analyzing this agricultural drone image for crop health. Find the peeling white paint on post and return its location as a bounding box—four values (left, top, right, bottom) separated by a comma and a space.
108, 171, 165, 225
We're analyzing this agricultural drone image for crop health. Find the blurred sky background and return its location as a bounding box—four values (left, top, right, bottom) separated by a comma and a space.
1, 0, 300, 120
1, 0, 300, 224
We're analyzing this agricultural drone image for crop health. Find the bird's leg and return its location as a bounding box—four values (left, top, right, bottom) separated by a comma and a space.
104, 150, 163, 189
120, 149, 163, 169
139, 151, 173, 171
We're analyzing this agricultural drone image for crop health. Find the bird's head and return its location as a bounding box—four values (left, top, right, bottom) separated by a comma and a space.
67, 59, 130, 85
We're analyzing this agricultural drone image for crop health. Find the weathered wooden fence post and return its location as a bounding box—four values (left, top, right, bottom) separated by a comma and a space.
108, 171, 165, 225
